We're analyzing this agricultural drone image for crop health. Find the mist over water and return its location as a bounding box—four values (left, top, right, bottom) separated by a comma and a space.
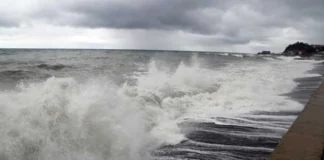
0, 50, 322, 160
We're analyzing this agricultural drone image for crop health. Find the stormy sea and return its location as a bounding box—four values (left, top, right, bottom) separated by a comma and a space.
0, 49, 323, 160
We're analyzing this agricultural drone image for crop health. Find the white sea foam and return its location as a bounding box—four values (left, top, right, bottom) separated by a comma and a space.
276, 56, 301, 61
0, 54, 320, 160
0, 77, 184, 160
132, 56, 318, 118
230, 54, 244, 58
219, 53, 230, 56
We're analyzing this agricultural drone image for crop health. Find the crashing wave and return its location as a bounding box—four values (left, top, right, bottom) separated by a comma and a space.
0, 54, 321, 160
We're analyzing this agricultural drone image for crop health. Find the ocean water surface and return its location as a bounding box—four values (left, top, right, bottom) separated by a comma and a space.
0, 49, 322, 160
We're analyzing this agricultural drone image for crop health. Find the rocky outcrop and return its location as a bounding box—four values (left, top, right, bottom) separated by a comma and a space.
312, 44, 324, 53
257, 51, 272, 55
282, 42, 317, 56
256, 42, 324, 57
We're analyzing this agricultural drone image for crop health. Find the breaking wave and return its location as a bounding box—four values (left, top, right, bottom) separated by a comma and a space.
0, 55, 320, 160
0, 76, 184, 160
230, 54, 244, 58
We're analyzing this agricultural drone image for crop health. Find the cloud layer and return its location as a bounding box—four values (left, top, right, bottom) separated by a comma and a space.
0, 0, 323, 52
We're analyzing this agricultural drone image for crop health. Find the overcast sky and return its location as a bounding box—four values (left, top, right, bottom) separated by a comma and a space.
0, 0, 323, 53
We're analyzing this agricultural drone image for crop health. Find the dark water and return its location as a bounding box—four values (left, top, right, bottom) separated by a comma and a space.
0, 49, 322, 160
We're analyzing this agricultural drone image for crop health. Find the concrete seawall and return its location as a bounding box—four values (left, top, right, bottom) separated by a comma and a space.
270, 82, 324, 160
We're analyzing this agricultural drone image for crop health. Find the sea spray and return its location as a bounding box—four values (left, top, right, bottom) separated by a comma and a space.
0, 77, 183, 160
0, 50, 322, 160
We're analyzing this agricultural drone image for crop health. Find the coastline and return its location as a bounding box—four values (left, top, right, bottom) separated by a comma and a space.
270, 62, 324, 160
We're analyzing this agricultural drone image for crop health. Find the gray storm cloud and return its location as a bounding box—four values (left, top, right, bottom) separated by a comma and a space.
64, 0, 222, 34
63, 0, 324, 33
0, 0, 323, 51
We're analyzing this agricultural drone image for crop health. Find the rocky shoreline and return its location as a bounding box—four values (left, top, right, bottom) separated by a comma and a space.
258, 42, 324, 58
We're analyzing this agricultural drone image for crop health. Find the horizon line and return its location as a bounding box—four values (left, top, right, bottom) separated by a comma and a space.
0, 48, 253, 54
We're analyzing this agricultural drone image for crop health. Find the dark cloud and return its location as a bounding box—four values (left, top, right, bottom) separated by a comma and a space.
0, 17, 18, 27
54, 0, 323, 45
61, 0, 223, 34
0, 0, 323, 50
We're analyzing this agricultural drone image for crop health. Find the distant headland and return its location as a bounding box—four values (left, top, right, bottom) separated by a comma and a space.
258, 42, 324, 57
